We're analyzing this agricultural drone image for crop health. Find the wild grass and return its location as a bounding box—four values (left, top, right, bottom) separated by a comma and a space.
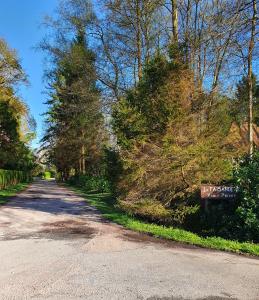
67, 184, 259, 256
0, 183, 29, 205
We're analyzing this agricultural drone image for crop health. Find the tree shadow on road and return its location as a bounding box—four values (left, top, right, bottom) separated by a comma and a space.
3, 180, 108, 223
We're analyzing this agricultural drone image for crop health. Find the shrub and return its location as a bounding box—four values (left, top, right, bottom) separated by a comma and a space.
0, 169, 31, 189
171, 204, 200, 227
69, 175, 111, 193
119, 198, 172, 224
199, 202, 236, 238
103, 147, 123, 194
202, 151, 259, 242
113, 53, 237, 210
119, 198, 200, 227
231, 151, 259, 242
43, 171, 51, 179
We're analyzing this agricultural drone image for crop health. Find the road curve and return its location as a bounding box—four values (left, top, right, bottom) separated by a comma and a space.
0, 180, 258, 300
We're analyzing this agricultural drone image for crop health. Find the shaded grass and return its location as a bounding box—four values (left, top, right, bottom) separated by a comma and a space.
67, 184, 259, 256
0, 183, 29, 205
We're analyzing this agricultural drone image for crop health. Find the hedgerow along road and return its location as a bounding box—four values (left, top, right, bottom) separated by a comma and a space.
0, 180, 258, 300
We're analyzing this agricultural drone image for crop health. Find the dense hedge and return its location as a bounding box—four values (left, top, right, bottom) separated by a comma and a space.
0, 169, 31, 189
68, 175, 111, 193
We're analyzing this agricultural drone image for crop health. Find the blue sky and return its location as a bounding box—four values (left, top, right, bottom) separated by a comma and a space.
0, 0, 59, 149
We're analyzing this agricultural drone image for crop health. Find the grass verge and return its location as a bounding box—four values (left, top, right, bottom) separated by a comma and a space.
67, 184, 259, 257
0, 183, 29, 205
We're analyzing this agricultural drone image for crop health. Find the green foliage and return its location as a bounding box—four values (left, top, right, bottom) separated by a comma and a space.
119, 199, 172, 224
171, 204, 200, 227
232, 151, 259, 242
0, 38, 27, 86
113, 53, 238, 211
0, 169, 31, 189
40, 2, 258, 246
0, 38, 36, 172
43, 171, 52, 180
112, 98, 147, 148
102, 147, 123, 193
198, 152, 259, 243
119, 198, 200, 227
69, 175, 111, 193
42, 17, 105, 179
112, 53, 187, 142
0, 182, 29, 205
199, 202, 236, 238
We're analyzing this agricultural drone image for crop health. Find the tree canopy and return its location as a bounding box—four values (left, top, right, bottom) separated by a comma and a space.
0, 38, 36, 171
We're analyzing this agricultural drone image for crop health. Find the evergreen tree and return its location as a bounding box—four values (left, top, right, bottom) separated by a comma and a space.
42, 4, 105, 179
0, 39, 36, 171
112, 50, 239, 220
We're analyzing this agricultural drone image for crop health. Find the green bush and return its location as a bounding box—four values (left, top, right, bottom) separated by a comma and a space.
69, 175, 111, 193
231, 151, 259, 242
199, 202, 236, 238
43, 171, 52, 179
202, 151, 259, 242
171, 204, 200, 227
103, 147, 123, 194
119, 198, 172, 224
118, 198, 200, 227
0, 169, 31, 189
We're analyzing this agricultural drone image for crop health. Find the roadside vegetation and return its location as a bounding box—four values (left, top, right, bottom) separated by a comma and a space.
0, 169, 32, 205
0, 39, 38, 196
0, 169, 32, 189
0, 39, 36, 172
39, 0, 259, 253
0, 182, 30, 205
67, 184, 259, 256
0, 1, 258, 254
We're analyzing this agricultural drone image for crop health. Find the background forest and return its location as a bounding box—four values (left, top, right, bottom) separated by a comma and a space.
0, 38, 37, 189
1, 0, 259, 244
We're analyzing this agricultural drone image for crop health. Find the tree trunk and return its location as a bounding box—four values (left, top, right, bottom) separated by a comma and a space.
247, 0, 257, 156
79, 156, 82, 175
81, 145, 86, 175
171, 0, 178, 44
136, 0, 142, 80
185, 0, 191, 65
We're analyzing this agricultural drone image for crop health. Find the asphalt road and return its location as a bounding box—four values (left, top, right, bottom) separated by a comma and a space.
0, 180, 258, 300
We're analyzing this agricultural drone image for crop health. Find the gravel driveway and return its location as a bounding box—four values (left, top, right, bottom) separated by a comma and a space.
0, 180, 258, 300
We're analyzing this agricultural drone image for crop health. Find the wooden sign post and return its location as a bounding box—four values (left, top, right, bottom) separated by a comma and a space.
201, 184, 238, 211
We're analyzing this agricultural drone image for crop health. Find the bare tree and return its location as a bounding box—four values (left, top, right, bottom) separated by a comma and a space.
94, 0, 165, 94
